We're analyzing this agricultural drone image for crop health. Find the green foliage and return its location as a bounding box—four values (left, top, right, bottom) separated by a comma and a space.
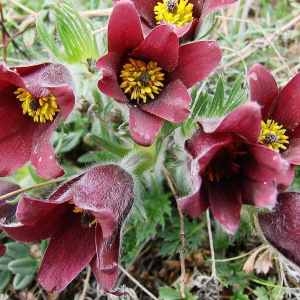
36, 2, 98, 63
182, 76, 246, 135
159, 286, 196, 300
0, 242, 39, 291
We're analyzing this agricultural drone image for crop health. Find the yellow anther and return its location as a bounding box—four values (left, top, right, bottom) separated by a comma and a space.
15, 88, 59, 123
120, 58, 165, 104
259, 119, 289, 152
154, 0, 194, 27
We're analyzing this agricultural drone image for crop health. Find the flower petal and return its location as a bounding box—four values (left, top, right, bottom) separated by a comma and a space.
92, 226, 121, 291
215, 102, 261, 143
131, 25, 179, 72
97, 52, 127, 103
272, 74, 300, 131
259, 192, 300, 267
170, 41, 221, 88
72, 164, 134, 216
141, 80, 190, 123
242, 179, 277, 209
30, 86, 74, 179
284, 137, 300, 165
244, 143, 294, 187
38, 215, 96, 293
0, 244, 5, 256
130, 0, 157, 27
208, 182, 242, 234
248, 64, 279, 118
129, 107, 164, 146
108, 0, 143, 54
0, 64, 24, 90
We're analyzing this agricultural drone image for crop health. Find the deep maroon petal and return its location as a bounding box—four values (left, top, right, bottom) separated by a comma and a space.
92, 226, 121, 291
0, 64, 24, 91
30, 86, 75, 179
0, 243, 5, 256
108, 0, 143, 54
248, 64, 279, 118
16, 196, 63, 225
72, 165, 134, 216
208, 182, 242, 234
259, 192, 300, 267
129, 107, 164, 146
186, 132, 234, 173
215, 102, 261, 143
97, 52, 127, 103
284, 137, 300, 165
1, 221, 60, 243
131, 0, 157, 27
272, 74, 300, 131
141, 80, 190, 123
242, 179, 277, 209
38, 215, 96, 293
131, 25, 179, 72
244, 144, 294, 187
170, 41, 221, 88
202, 0, 237, 17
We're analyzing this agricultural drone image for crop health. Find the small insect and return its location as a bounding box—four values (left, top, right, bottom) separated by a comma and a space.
264, 133, 278, 145
166, 0, 178, 13
29, 100, 40, 111
139, 72, 151, 86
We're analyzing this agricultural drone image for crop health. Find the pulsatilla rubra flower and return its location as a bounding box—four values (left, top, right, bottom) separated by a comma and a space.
177, 103, 294, 234
0, 180, 20, 256
248, 64, 300, 165
97, 0, 221, 146
0, 63, 75, 179
1, 164, 134, 293
115, 0, 237, 38
259, 193, 300, 268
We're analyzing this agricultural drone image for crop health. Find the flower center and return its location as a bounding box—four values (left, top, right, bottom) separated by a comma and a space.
259, 119, 289, 152
14, 88, 59, 123
120, 58, 165, 104
154, 0, 194, 27
73, 207, 96, 228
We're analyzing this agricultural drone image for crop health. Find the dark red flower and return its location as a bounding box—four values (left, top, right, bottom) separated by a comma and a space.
97, 0, 222, 146
248, 64, 300, 166
114, 0, 237, 38
1, 164, 134, 293
0, 180, 20, 256
258, 192, 300, 267
177, 103, 294, 233
0, 63, 75, 179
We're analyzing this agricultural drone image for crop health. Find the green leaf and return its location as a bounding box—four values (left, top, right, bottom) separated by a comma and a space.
5, 242, 29, 259
37, 2, 98, 63
159, 287, 180, 300
58, 131, 84, 153
0, 271, 12, 291
13, 273, 35, 290
78, 151, 118, 163
0, 256, 12, 271
8, 257, 38, 275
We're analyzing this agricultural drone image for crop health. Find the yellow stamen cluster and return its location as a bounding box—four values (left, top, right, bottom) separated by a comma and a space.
154, 0, 194, 27
120, 58, 165, 104
259, 119, 289, 152
15, 88, 59, 123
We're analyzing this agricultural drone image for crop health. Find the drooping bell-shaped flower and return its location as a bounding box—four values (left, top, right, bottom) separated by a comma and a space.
0, 63, 75, 179
177, 103, 294, 234
1, 164, 135, 293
